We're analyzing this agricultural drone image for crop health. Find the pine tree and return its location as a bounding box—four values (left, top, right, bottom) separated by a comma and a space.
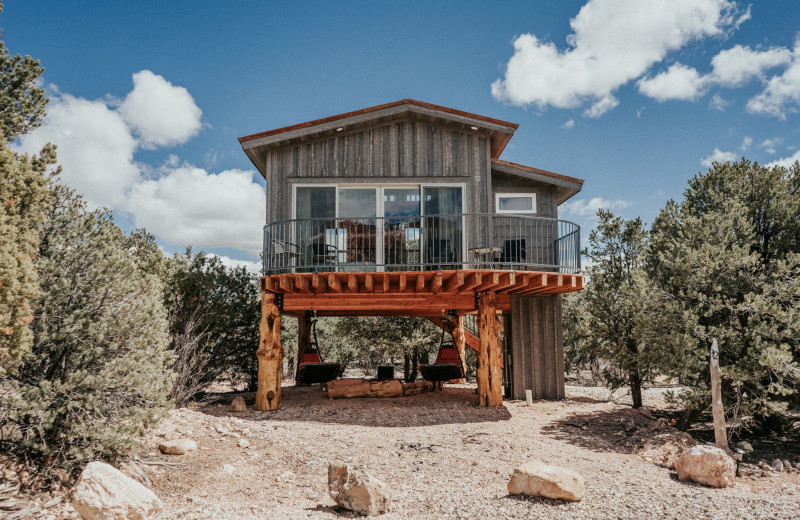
4, 186, 173, 471
647, 159, 800, 428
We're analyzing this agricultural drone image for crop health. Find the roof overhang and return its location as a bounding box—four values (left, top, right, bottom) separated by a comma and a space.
491, 159, 584, 205
239, 99, 519, 177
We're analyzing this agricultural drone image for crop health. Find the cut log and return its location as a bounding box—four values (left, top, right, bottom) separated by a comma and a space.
256, 292, 283, 411
295, 312, 312, 385
710, 338, 728, 452
327, 379, 403, 399
477, 291, 503, 407
401, 381, 435, 396
451, 315, 467, 384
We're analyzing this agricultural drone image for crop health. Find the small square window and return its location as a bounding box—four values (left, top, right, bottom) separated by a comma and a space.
495, 193, 536, 214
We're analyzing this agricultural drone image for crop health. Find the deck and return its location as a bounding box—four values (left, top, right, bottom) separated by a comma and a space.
260, 269, 584, 316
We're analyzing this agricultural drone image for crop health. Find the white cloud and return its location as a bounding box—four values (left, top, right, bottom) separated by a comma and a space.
560, 197, 631, 218
118, 70, 203, 149
12, 94, 139, 208
14, 71, 263, 259
562, 119, 575, 129
708, 93, 729, 110
125, 166, 265, 255
491, 0, 741, 115
208, 254, 262, 275
637, 63, 706, 101
766, 150, 800, 168
740, 136, 752, 152
746, 42, 800, 119
709, 44, 792, 87
701, 147, 737, 167
760, 137, 782, 155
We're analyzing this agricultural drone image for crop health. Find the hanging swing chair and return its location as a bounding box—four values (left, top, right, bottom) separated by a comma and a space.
296, 318, 343, 385
419, 323, 465, 382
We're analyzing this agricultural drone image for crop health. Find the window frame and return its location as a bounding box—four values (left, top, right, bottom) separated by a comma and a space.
494, 192, 537, 214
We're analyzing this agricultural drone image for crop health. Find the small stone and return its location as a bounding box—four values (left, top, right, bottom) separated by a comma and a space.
223, 464, 234, 475
771, 459, 784, 472
328, 463, 392, 516
238, 438, 250, 448
674, 445, 736, 488
230, 397, 247, 412
507, 461, 585, 501
158, 439, 197, 455
72, 461, 162, 520
782, 460, 792, 471
736, 441, 754, 452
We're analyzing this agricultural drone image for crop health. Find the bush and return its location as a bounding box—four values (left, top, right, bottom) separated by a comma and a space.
1, 185, 173, 473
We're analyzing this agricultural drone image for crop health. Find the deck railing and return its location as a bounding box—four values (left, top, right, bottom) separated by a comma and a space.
263, 213, 580, 275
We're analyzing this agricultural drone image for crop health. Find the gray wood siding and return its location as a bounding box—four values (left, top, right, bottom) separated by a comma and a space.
263, 119, 490, 224
491, 171, 558, 218
509, 294, 565, 400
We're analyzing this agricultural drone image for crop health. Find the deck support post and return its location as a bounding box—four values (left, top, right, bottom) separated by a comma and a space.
451, 315, 467, 384
256, 292, 283, 411
295, 311, 313, 385
477, 291, 503, 407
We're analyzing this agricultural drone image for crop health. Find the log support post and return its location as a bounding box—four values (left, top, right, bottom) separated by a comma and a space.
477, 291, 503, 407
295, 311, 313, 385
256, 292, 283, 411
451, 315, 467, 384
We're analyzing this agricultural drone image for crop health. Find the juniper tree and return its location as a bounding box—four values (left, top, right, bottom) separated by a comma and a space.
578, 210, 655, 407
4, 186, 173, 471
647, 159, 800, 429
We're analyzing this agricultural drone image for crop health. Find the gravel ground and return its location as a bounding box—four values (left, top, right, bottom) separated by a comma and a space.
121, 383, 800, 520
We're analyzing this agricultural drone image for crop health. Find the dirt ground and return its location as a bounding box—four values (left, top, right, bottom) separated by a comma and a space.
8, 383, 800, 520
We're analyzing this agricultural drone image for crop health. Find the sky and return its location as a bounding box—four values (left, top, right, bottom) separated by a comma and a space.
5, 1, 800, 271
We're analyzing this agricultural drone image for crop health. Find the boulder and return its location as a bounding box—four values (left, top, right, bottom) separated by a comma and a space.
771, 459, 784, 472
674, 445, 736, 488
72, 461, 162, 520
735, 441, 753, 452
230, 397, 247, 412
507, 461, 585, 501
328, 464, 392, 516
157, 438, 197, 455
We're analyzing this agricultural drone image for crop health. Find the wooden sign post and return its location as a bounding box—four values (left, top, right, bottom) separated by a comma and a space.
710, 337, 727, 451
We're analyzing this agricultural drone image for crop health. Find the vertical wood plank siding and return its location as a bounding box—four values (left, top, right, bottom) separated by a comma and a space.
264, 118, 489, 223
509, 294, 565, 400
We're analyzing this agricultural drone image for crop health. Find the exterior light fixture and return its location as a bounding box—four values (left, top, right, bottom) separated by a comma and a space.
336, 127, 344, 132
470, 126, 478, 131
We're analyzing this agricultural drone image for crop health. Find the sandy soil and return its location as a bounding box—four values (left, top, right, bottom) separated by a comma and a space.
7, 383, 800, 520
135, 383, 800, 520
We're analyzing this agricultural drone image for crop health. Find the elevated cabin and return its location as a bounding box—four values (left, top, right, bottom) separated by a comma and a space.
239, 99, 585, 410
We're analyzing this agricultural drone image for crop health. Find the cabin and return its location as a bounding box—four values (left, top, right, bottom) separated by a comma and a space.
239, 99, 585, 410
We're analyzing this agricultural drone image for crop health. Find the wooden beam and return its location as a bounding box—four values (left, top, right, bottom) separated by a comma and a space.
284, 293, 476, 313
279, 276, 295, 293
312, 273, 324, 293
477, 292, 502, 407
327, 273, 342, 293
256, 293, 283, 411
444, 271, 464, 293
347, 274, 358, 292
415, 274, 425, 292
492, 271, 516, 293
431, 272, 443, 294
398, 274, 407, 293
364, 273, 374, 292
451, 315, 467, 383
293, 274, 310, 293
261, 276, 277, 292
460, 272, 482, 293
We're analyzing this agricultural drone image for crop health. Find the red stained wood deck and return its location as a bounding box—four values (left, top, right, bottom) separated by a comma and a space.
260, 270, 584, 316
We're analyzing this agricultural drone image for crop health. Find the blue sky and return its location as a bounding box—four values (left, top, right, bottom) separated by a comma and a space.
5, 1, 800, 270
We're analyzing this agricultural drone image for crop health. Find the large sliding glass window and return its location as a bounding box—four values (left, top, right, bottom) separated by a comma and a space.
293, 184, 463, 270
423, 187, 463, 267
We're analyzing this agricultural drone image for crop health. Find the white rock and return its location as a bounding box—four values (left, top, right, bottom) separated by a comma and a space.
772, 459, 784, 472
736, 441, 754, 452
157, 439, 197, 455
223, 464, 235, 475
674, 445, 736, 488
72, 461, 162, 520
507, 461, 585, 501
230, 397, 247, 412
328, 464, 392, 516
238, 438, 250, 448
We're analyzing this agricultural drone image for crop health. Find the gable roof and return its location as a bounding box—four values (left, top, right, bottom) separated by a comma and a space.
239, 99, 519, 175
491, 159, 584, 204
